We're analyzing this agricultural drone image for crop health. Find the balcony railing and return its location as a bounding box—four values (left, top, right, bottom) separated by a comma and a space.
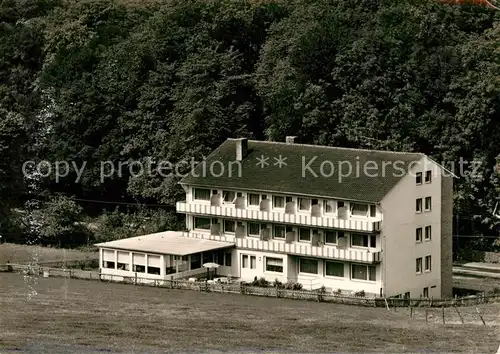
177, 201, 381, 232
184, 232, 381, 263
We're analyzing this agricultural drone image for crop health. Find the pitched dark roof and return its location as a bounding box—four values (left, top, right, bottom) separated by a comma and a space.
179, 139, 424, 203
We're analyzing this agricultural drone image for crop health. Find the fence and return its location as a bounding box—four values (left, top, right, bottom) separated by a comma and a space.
2, 263, 500, 309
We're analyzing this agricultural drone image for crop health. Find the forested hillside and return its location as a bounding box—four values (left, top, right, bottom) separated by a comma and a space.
2, 0, 500, 252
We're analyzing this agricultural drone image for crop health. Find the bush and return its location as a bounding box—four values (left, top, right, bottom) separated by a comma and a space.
251, 277, 270, 287
354, 290, 365, 297
284, 281, 303, 291
273, 279, 283, 288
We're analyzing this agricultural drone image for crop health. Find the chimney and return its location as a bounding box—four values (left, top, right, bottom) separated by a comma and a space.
235, 138, 248, 161
286, 136, 297, 144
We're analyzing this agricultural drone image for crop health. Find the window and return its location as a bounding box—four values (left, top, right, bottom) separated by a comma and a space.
147, 266, 160, 275
370, 205, 377, 217
194, 217, 210, 230
416, 257, 422, 274
224, 220, 235, 233
423, 287, 429, 298
416, 227, 422, 243
223, 191, 236, 203
416, 172, 422, 185
351, 203, 368, 217
425, 255, 431, 271
299, 228, 311, 242
325, 230, 337, 244
248, 222, 261, 236
273, 196, 285, 208
133, 265, 145, 273
351, 234, 369, 247
404, 292, 410, 298
104, 261, 115, 269
117, 263, 129, 271
194, 188, 211, 201
325, 261, 344, 277
323, 200, 335, 214
248, 193, 260, 206
299, 258, 318, 274
351, 264, 376, 281
286, 196, 293, 203
370, 235, 376, 248
225, 253, 232, 267
266, 257, 283, 273
425, 226, 432, 240
274, 225, 286, 239
425, 170, 432, 183
338, 201, 345, 208
242, 255, 248, 268
425, 197, 432, 211
298, 198, 311, 211
416, 198, 422, 213
250, 256, 256, 269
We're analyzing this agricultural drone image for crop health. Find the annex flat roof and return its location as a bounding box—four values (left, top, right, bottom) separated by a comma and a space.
95, 231, 234, 256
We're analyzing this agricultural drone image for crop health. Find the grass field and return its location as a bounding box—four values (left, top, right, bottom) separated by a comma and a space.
0, 243, 97, 265
1, 273, 499, 353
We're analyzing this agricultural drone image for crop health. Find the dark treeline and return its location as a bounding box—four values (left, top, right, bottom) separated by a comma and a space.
2, 0, 500, 251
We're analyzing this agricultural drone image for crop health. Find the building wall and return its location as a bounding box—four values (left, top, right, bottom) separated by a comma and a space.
440, 174, 453, 298
232, 249, 381, 294
381, 157, 444, 298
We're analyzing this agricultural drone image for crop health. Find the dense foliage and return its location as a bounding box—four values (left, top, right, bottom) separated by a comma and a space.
2, 0, 500, 250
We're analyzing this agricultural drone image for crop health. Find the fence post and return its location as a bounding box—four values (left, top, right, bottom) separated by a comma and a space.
384, 298, 390, 312
410, 306, 413, 319
441, 306, 445, 324
476, 307, 486, 326
425, 309, 428, 324
455, 306, 464, 324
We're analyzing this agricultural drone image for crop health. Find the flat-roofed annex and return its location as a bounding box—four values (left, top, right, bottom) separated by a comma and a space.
95, 231, 234, 256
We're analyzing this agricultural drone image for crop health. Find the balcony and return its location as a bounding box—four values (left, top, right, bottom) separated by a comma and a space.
185, 232, 381, 263
177, 201, 381, 232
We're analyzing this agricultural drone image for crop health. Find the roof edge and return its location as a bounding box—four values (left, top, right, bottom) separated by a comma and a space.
179, 182, 382, 204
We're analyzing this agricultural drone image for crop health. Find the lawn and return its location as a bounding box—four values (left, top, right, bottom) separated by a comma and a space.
0, 272, 498, 353
0, 243, 97, 265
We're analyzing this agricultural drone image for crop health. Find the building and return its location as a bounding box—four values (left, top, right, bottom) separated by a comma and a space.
97, 137, 454, 298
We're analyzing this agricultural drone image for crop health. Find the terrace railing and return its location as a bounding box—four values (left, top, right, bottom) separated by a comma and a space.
177, 201, 381, 232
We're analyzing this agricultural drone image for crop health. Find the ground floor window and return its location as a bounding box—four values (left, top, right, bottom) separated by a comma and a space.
133, 265, 145, 273
423, 287, 429, 298
299, 258, 318, 274
191, 254, 201, 269
147, 266, 160, 275
351, 264, 376, 281
103, 261, 115, 269
242, 254, 256, 269
117, 262, 129, 271
225, 253, 232, 267
325, 261, 344, 277
265, 257, 283, 273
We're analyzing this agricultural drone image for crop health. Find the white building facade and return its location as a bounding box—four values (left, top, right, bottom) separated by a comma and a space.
98, 137, 454, 298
